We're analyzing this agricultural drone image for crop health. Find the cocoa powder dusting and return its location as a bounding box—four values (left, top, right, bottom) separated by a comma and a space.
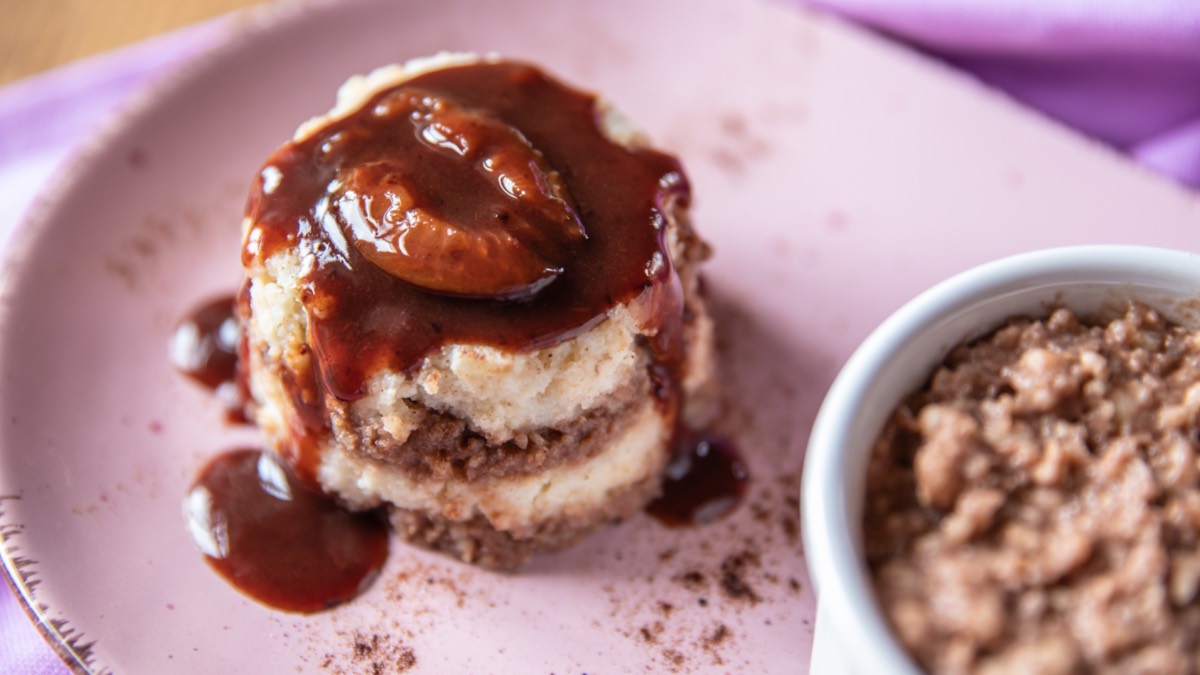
322, 632, 416, 675
719, 551, 762, 604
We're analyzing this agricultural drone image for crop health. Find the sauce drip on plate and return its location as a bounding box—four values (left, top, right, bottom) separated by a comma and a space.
648, 433, 749, 527
184, 448, 388, 613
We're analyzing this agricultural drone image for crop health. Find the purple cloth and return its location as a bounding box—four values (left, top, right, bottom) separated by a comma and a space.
805, 0, 1200, 187
1, 2, 1198, 674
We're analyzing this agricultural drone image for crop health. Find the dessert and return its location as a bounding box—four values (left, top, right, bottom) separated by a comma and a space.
238, 53, 716, 569
865, 302, 1200, 674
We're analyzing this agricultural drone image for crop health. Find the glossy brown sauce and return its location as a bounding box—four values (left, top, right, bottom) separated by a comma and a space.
184, 448, 388, 613
648, 433, 749, 527
243, 61, 689, 402
171, 295, 250, 423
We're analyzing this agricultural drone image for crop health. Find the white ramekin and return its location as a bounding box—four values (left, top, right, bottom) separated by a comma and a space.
802, 245, 1200, 674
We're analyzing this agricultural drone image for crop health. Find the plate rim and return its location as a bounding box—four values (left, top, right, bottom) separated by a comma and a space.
0, 1, 364, 671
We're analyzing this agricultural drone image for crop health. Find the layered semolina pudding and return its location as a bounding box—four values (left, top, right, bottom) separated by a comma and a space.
238, 54, 715, 569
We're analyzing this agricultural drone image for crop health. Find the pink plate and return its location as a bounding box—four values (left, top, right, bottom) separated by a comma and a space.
0, 0, 1196, 673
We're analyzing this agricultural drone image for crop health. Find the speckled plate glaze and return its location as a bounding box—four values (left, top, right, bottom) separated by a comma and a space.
0, 0, 1196, 673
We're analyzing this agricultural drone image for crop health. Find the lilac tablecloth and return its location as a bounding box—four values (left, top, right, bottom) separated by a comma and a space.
1, 1, 1197, 673
804, 0, 1200, 187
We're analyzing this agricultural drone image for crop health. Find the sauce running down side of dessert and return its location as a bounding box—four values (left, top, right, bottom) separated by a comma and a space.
173, 303, 750, 610
173, 292, 749, 611
243, 60, 691, 402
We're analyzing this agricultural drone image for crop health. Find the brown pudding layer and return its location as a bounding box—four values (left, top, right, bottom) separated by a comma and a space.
330, 377, 647, 483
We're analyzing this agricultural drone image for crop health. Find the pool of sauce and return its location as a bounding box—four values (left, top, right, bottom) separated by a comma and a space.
184, 448, 388, 614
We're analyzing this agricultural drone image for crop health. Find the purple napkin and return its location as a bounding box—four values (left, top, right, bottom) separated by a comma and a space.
805, 0, 1200, 187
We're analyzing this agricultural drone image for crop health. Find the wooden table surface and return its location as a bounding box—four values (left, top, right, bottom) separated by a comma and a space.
0, 0, 272, 85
